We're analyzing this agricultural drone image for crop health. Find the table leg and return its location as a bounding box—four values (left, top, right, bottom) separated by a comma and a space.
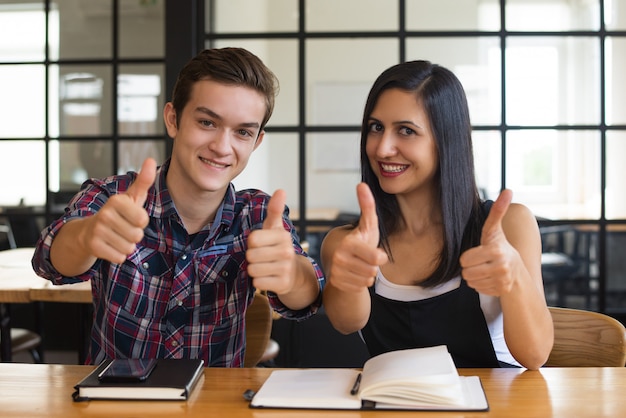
34, 302, 45, 363
0, 303, 12, 362
77, 304, 92, 364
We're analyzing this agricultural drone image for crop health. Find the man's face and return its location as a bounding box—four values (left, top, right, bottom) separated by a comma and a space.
165, 79, 267, 198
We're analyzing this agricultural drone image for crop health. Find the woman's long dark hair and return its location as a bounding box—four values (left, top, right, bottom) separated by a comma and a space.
360, 60, 486, 287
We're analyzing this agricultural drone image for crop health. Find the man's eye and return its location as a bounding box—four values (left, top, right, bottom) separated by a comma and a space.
200, 120, 214, 127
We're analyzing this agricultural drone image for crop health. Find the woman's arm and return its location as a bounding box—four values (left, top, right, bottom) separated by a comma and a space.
321, 226, 374, 334
460, 190, 553, 370
321, 184, 389, 335
499, 203, 554, 369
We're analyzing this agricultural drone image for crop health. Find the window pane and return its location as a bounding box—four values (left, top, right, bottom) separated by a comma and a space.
406, 0, 500, 31
52, 65, 113, 137
406, 37, 501, 126
50, 140, 113, 192
605, 0, 626, 30
232, 133, 300, 211
607, 225, 626, 311
0, 1, 45, 62
506, 130, 600, 220
307, 0, 397, 31
118, 140, 166, 175
211, 0, 298, 33
0, 65, 45, 138
506, 37, 600, 126
606, 131, 626, 220
306, 39, 399, 126
119, 0, 164, 58
0, 141, 46, 206
212, 39, 299, 126
505, 0, 600, 31
306, 132, 361, 215
118, 65, 165, 135
55, 0, 112, 60
606, 37, 626, 125
541, 224, 598, 311
473, 130, 502, 201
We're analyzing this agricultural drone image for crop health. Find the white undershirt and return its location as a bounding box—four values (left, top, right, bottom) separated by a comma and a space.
373, 271, 520, 367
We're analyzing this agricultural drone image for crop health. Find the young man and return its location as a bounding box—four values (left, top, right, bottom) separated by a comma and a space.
32, 48, 324, 367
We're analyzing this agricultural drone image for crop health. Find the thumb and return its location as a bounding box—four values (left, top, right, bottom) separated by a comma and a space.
126, 158, 157, 206
356, 183, 379, 246
263, 189, 286, 230
481, 188, 512, 244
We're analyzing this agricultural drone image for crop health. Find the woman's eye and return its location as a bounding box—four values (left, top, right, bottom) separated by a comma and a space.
400, 126, 415, 136
368, 122, 383, 132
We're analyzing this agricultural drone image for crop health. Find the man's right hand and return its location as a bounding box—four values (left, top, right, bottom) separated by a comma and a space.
327, 183, 388, 292
79, 158, 157, 264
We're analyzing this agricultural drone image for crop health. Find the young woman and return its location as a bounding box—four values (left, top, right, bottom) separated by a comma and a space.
321, 60, 552, 370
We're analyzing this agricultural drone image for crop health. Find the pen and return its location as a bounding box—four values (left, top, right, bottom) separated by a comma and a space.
350, 372, 362, 395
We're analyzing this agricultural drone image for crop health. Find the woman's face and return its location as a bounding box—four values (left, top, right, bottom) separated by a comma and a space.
365, 88, 439, 198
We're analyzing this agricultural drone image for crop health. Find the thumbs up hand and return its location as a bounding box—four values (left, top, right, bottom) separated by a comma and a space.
326, 183, 388, 293
82, 158, 157, 264
459, 189, 523, 296
246, 189, 299, 294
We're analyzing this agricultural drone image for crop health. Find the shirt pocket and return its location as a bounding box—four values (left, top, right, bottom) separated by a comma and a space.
194, 249, 247, 325
109, 250, 172, 319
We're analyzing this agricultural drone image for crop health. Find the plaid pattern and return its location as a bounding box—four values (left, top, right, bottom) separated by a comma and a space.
32, 159, 324, 366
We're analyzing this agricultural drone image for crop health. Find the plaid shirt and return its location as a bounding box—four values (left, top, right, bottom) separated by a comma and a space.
32, 159, 324, 367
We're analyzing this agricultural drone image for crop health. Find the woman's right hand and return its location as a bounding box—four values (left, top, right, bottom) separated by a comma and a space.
325, 183, 388, 293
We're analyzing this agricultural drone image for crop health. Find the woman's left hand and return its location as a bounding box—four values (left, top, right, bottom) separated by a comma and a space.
459, 189, 525, 296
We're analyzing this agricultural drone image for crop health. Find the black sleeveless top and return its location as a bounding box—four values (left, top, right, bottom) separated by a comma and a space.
360, 200, 514, 368
361, 279, 500, 367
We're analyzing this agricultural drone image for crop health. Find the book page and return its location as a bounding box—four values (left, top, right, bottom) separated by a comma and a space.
250, 369, 363, 409
372, 376, 488, 410
359, 345, 465, 407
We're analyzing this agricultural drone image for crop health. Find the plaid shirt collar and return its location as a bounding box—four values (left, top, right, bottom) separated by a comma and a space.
146, 158, 237, 235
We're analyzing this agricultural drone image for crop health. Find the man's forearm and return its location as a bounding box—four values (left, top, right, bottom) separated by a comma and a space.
49, 218, 98, 277
276, 255, 321, 310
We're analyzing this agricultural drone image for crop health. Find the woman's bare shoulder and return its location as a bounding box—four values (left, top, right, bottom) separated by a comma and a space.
321, 224, 357, 256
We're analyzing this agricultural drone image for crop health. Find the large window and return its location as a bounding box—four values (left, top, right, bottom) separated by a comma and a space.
204, 0, 626, 317
0, 0, 166, 220
1, 0, 625, 318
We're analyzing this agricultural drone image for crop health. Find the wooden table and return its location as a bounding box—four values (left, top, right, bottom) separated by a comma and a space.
0, 364, 624, 417
0, 248, 92, 362
0, 247, 92, 303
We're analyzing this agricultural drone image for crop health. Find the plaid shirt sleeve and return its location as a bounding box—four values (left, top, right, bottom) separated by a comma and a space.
32, 174, 134, 284
235, 190, 325, 321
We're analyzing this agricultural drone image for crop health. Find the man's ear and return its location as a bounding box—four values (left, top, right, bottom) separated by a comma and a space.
163, 102, 178, 138
253, 130, 265, 151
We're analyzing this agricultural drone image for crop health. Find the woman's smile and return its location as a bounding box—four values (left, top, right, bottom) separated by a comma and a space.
379, 162, 409, 176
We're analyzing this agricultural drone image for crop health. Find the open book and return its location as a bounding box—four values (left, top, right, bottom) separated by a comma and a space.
250, 345, 488, 411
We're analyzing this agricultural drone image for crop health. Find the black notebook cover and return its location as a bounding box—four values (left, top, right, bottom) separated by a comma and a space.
72, 358, 205, 402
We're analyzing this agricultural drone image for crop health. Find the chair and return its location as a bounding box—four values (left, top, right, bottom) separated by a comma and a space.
243, 292, 279, 367
540, 225, 597, 309
0, 303, 43, 363
2, 328, 43, 363
544, 306, 626, 367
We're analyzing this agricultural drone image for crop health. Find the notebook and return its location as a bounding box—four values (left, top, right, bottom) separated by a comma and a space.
72, 358, 204, 401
